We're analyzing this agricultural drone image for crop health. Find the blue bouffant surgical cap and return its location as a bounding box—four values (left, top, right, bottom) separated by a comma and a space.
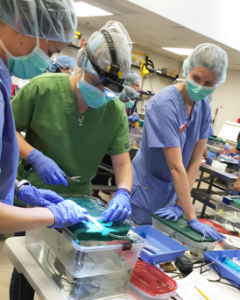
49, 56, 75, 73
0, 0, 77, 43
78, 20, 132, 78
124, 70, 140, 86
118, 86, 137, 101
183, 43, 228, 86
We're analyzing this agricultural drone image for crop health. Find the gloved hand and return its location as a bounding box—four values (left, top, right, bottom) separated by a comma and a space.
187, 218, 226, 241
128, 114, 140, 123
18, 186, 64, 206
205, 157, 213, 165
47, 200, 89, 228
224, 143, 230, 150
154, 205, 183, 222
27, 149, 68, 186
101, 190, 131, 222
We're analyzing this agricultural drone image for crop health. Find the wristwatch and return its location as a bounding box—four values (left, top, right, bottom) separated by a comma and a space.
14, 180, 31, 198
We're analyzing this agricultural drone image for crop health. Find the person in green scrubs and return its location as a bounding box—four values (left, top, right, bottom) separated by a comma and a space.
12, 20, 133, 222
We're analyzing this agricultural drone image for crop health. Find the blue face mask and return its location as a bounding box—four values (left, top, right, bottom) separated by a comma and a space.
125, 100, 135, 108
0, 39, 52, 79
186, 78, 216, 102
79, 79, 116, 108
71, 72, 76, 75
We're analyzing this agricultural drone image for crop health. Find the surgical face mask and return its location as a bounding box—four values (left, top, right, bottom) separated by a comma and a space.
186, 78, 216, 102
125, 100, 135, 108
71, 71, 76, 75
0, 39, 52, 80
79, 79, 116, 109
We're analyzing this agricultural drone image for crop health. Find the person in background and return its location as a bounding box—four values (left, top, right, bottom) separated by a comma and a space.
49, 55, 75, 74
203, 124, 215, 165
130, 43, 228, 241
124, 70, 141, 116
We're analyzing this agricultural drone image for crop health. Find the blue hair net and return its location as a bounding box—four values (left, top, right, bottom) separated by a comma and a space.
0, 0, 77, 43
118, 86, 137, 101
124, 70, 140, 86
49, 55, 75, 73
78, 21, 132, 78
183, 43, 228, 86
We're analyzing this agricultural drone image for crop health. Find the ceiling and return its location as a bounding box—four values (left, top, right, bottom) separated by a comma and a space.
74, 0, 240, 71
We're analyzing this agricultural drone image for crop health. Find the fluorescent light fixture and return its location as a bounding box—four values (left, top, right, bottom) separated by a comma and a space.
74, 1, 113, 17
162, 48, 194, 56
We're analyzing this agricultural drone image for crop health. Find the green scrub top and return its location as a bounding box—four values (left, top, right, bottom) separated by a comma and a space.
236, 139, 240, 151
11, 73, 130, 204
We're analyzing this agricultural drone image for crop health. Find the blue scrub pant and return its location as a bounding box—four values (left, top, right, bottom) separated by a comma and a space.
10, 232, 35, 300
131, 204, 153, 225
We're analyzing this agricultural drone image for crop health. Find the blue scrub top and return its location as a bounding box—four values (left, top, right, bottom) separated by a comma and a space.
0, 58, 18, 205
128, 97, 138, 115
131, 85, 211, 213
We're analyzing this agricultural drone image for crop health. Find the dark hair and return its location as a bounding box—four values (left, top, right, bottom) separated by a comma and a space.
55, 67, 70, 73
237, 131, 240, 142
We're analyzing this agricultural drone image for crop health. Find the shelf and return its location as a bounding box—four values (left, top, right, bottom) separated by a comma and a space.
131, 64, 178, 80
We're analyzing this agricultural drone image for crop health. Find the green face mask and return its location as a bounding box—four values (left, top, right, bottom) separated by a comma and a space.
186, 78, 216, 102
125, 100, 135, 108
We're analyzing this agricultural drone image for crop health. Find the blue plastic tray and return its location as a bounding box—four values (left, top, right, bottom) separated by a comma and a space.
134, 225, 187, 263
204, 250, 240, 286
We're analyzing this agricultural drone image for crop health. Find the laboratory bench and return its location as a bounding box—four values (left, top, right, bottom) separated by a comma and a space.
191, 164, 238, 218
4, 236, 240, 300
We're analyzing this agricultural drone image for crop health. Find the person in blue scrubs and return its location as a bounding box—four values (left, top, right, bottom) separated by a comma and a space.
203, 124, 215, 165
49, 55, 75, 74
124, 70, 141, 116
0, 0, 90, 234
131, 43, 228, 241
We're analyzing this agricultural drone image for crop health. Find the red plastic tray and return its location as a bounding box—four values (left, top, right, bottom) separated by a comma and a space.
198, 218, 232, 235
130, 261, 177, 296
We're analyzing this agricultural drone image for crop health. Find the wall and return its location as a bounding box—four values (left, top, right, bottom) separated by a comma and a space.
210, 69, 240, 136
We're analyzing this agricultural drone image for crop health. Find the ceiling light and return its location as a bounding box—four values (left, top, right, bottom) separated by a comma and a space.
162, 48, 194, 55
74, 1, 113, 17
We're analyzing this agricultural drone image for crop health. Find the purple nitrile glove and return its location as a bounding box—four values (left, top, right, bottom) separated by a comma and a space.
18, 186, 64, 206
155, 204, 183, 222
101, 190, 131, 222
27, 149, 68, 186
47, 200, 89, 228
187, 218, 226, 241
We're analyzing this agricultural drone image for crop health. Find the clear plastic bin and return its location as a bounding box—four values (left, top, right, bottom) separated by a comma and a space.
215, 198, 240, 230
152, 218, 217, 258
128, 133, 141, 149
26, 227, 145, 300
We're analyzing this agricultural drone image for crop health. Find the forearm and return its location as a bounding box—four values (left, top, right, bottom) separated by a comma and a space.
187, 160, 202, 191
171, 168, 196, 220
112, 153, 132, 191
0, 203, 54, 233
16, 131, 34, 159
228, 146, 239, 154
203, 147, 209, 159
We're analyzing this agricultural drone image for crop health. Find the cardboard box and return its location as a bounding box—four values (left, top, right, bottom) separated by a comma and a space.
162, 68, 176, 78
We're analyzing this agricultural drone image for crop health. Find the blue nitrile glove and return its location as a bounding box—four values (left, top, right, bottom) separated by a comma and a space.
47, 200, 89, 228
205, 157, 213, 165
18, 186, 64, 206
128, 114, 140, 123
154, 204, 183, 222
27, 149, 68, 186
224, 143, 230, 150
101, 190, 131, 222
187, 218, 226, 241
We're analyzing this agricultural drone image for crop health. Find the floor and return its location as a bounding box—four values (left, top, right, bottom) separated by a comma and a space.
0, 178, 217, 300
